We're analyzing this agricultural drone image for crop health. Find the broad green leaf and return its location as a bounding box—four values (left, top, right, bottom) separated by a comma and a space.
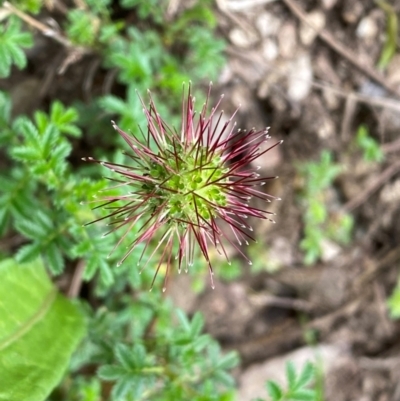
0, 258, 86, 401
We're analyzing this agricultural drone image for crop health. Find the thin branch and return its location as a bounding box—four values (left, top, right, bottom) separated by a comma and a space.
67, 259, 85, 298
4, 1, 90, 56
343, 160, 400, 212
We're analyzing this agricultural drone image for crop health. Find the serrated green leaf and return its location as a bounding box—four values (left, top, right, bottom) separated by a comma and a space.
131, 343, 146, 367
15, 217, 48, 239
15, 242, 42, 263
6, 42, 26, 69
71, 239, 92, 256
98, 95, 127, 115
41, 124, 59, 157
10, 192, 34, 220
66, 9, 97, 46
192, 333, 211, 352
44, 243, 65, 274
217, 351, 239, 370
0, 258, 86, 401
10, 146, 40, 162
214, 369, 235, 387
84, 256, 99, 281
296, 362, 314, 389
291, 389, 316, 401
48, 101, 81, 137
0, 17, 33, 78
111, 375, 133, 400
17, 119, 40, 148
0, 45, 11, 76
0, 90, 11, 124
266, 380, 283, 400
34, 110, 49, 133
175, 309, 191, 332
286, 361, 297, 390
35, 210, 54, 232
50, 140, 71, 161
97, 365, 126, 380
0, 208, 10, 236
190, 311, 204, 337
115, 343, 134, 368
98, 260, 114, 286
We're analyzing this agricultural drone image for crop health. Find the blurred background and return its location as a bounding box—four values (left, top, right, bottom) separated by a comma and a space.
1, 0, 400, 400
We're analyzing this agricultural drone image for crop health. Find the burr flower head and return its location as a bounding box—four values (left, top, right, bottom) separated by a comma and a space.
83, 83, 281, 290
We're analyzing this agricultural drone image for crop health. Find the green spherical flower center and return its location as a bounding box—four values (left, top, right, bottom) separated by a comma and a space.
147, 145, 229, 223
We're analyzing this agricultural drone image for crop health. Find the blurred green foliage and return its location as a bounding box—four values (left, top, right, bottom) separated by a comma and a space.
253, 361, 317, 401
297, 151, 354, 265
355, 124, 384, 163
376, 0, 398, 70
387, 279, 400, 319
0, 16, 33, 77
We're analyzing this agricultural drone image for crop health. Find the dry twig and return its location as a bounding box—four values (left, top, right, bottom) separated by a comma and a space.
343, 160, 400, 212
67, 259, 85, 298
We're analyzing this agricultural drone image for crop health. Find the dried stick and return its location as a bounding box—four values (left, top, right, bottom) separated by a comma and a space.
3, 1, 91, 57
67, 259, 85, 298
343, 160, 400, 212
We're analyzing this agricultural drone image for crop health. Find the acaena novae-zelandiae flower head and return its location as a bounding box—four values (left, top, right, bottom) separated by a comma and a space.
82, 83, 282, 291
